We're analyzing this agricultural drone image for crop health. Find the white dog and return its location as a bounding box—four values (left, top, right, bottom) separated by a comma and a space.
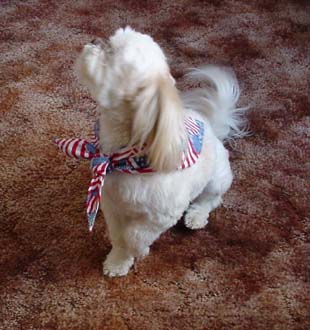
75, 27, 246, 277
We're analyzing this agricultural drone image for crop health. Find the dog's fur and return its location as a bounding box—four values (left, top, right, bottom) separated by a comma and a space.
75, 27, 246, 276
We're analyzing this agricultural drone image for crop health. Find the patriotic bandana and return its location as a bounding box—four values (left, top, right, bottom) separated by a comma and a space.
54, 117, 204, 231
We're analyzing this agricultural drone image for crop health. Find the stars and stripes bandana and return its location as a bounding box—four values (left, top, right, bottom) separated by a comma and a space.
54, 116, 204, 231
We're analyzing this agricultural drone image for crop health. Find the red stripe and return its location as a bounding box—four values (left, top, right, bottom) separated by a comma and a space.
75, 139, 84, 158
192, 148, 198, 158
64, 138, 74, 156
189, 144, 198, 165
80, 142, 87, 158
88, 194, 100, 214
92, 196, 100, 213
126, 158, 134, 169
59, 139, 67, 150
90, 176, 102, 186
91, 134, 99, 148
89, 197, 97, 213
87, 196, 96, 214
180, 151, 186, 169
186, 123, 198, 135
185, 118, 199, 134
88, 184, 101, 194
95, 163, 103, 173
97, 162, 108, 175
185, 126, 195, 135
71, 139, 80, 159
137, 168, 154, 173
92, 164, 107, 176
67, 139, 75, 156
186, 117, 196, 126
89, 178, 102, 188
187, 142, 195, 164
62, 139, 70, 154
92, 164, 100, 173
91, 134, 96, 143
184, 157, 189, 168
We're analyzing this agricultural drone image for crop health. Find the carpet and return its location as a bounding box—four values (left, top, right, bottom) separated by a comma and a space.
1, 0, 309, 329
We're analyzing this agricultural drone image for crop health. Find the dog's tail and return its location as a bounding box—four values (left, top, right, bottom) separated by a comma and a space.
182, 65, 248, 141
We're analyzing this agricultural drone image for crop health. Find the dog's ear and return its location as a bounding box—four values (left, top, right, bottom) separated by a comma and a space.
130, 75, 186, 171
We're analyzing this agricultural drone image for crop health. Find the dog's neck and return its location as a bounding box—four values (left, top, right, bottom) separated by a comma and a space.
98, 103, 133, 154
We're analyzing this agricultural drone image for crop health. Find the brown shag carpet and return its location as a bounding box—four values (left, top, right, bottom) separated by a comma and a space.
1, 0, 309, 329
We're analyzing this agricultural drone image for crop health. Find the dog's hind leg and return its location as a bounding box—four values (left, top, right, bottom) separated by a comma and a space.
184, 191, 223, 229
185, 144, 233, 230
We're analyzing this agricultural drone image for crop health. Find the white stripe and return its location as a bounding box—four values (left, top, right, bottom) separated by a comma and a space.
58, 139, 67, 149
93, 162, 108, 173
187, 141, 197, 165
183, 156, 189, 168
186, 117, 197, 127
91, 134, 100, 148
185, 125, 195, 135
87, 196, 96, 213
97, 162, 109, 174
62, 139, 73, 154
75, 139, 86, 158
67, 139, 79, 158
88, 178, 102, 191
88, 194, 100, 214
185, 118, 199, 134
88, 184, 101, 193
128, 157, 139, 169
92, 164, 100, 173
96, 163, 104, 173
185, 124, 198, 135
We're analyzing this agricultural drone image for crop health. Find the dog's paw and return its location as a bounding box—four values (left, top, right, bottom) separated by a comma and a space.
103, 259, 134, 277
136, 246, 150, 261
103, 249, 134, 277
184, 205, 209, 230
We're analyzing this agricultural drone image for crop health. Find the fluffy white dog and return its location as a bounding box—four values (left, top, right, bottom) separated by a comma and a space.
75, 27, 246, 277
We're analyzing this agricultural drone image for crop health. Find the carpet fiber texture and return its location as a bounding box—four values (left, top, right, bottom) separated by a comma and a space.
1, 0, 309, 329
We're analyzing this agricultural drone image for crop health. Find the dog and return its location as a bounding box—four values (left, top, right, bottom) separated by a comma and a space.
75, 27, 246, 277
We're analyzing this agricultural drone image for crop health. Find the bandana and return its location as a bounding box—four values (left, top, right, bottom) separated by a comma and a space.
54, 116, 204, 231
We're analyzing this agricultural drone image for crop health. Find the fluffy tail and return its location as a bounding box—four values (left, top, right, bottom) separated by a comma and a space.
182, 65, 248, 141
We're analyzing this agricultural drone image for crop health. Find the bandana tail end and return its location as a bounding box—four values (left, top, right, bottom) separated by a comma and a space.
88, 213, 97, 232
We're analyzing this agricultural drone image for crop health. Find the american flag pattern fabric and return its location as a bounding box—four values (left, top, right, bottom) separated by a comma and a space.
54, 116, 204, 231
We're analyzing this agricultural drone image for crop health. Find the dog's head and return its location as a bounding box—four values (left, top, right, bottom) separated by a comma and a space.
76, 27, 186, 171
